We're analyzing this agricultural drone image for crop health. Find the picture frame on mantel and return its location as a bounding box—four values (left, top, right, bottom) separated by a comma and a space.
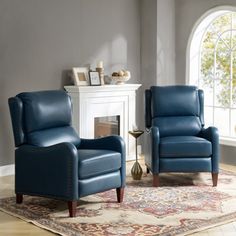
72, 67, 89, 86
89, 71, 101, 86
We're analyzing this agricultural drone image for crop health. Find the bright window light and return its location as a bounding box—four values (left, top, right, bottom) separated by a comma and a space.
189, 9, 236, 141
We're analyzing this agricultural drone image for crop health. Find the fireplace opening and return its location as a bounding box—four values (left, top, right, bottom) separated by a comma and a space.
94, 115, 120, 138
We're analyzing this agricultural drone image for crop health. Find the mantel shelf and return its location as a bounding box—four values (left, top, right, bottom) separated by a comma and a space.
64, 84, 142, 93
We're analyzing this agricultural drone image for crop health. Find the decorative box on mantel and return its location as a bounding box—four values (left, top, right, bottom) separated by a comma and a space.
64, 84, 141, 161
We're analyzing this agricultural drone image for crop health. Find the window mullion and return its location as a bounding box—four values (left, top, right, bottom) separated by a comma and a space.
229, 13, 233, 136
213, 46, 216, 127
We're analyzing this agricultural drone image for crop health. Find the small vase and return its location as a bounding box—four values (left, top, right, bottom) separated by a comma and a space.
131, 161, 143, 180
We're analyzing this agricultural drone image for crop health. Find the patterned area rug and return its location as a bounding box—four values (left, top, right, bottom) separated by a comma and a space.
1, 170, 236, 236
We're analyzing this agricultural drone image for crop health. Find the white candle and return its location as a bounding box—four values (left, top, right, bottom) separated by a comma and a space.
97, 61, 103, 68
132, 124, 138, 131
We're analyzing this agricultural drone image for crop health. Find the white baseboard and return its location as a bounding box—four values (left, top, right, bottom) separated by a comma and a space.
127, 155, 136, 161
0, 164, 15, 177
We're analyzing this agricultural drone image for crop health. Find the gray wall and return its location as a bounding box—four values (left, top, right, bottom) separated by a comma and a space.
175, 0, 236, 165
141, 0, 157, 91
156, 0, 175, 86
141, 0, 175, 154
0, 0, 141, 166
141, 0, 175, 91
140, 0, 157, 134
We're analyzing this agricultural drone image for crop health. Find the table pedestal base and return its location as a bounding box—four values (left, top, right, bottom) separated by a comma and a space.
131, 161, 143, 180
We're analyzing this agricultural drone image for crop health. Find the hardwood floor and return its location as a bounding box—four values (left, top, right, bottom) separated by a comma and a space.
0, 162, 236, 236
0, 175, 53, 236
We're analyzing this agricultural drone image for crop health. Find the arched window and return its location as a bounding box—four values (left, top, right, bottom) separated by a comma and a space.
188, 7, 236, 145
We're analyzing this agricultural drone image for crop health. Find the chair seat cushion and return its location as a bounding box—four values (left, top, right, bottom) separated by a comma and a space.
160, 136, 212, 158
78, 149, 121, 179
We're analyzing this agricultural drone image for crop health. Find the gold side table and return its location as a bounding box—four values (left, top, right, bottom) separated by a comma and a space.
128, 130, 144, 180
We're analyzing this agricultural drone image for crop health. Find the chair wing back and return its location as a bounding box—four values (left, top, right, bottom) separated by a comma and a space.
9, 90, 81, 147
145, 86, 204, 137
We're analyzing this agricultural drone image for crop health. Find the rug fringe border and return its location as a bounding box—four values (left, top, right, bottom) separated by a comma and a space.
0, 206, 79, 236
1, 205, 236, 236
179, 217, 236, 236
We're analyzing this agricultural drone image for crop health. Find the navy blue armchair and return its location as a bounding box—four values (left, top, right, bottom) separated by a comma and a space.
145, 86, 219, 187
8, 90, 126, 217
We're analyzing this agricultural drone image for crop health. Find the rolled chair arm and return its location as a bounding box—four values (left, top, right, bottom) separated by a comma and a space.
144, 127, 160, 173
15, 142, 79, 200
79, 136, 126, 187
199, 126, 218, 141
151, 127, 160, 173
199, 126, 220, 173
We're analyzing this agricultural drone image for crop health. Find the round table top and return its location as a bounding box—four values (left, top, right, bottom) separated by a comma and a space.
128, 130, 144, 138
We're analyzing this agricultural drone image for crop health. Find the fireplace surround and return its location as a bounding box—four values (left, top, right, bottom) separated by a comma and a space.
64, 84, 141, 160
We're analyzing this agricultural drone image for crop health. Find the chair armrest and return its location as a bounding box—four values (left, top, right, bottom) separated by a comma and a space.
151, 126, 160, 143
199, 127, 220, 173
15, 142, 79, 200
79, 136, 126, 187
199, 126, 219, 142
144, 127, 160, 174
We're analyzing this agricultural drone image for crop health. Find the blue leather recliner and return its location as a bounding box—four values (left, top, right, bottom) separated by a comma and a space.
8, 90, 126, 217
145, 85, 219, 187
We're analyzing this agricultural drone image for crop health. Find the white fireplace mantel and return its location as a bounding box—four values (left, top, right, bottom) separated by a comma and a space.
64, 84, 141, 160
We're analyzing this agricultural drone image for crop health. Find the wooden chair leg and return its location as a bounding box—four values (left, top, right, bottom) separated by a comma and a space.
16, 194, 23, 204
116, 187, 124, 203
212, 173, 218, 187
153, 174, 160, 187
68, 201, 77, 217
146, 167, 150, 174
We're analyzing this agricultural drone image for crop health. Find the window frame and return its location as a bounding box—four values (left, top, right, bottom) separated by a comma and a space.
186, 6, 236, 146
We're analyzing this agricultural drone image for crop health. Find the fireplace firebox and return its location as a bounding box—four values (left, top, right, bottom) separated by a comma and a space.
94, 115, 120, 138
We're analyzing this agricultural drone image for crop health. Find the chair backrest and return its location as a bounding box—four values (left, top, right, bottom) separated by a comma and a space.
8, 90, 80, 147
145, 85, 204, 137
